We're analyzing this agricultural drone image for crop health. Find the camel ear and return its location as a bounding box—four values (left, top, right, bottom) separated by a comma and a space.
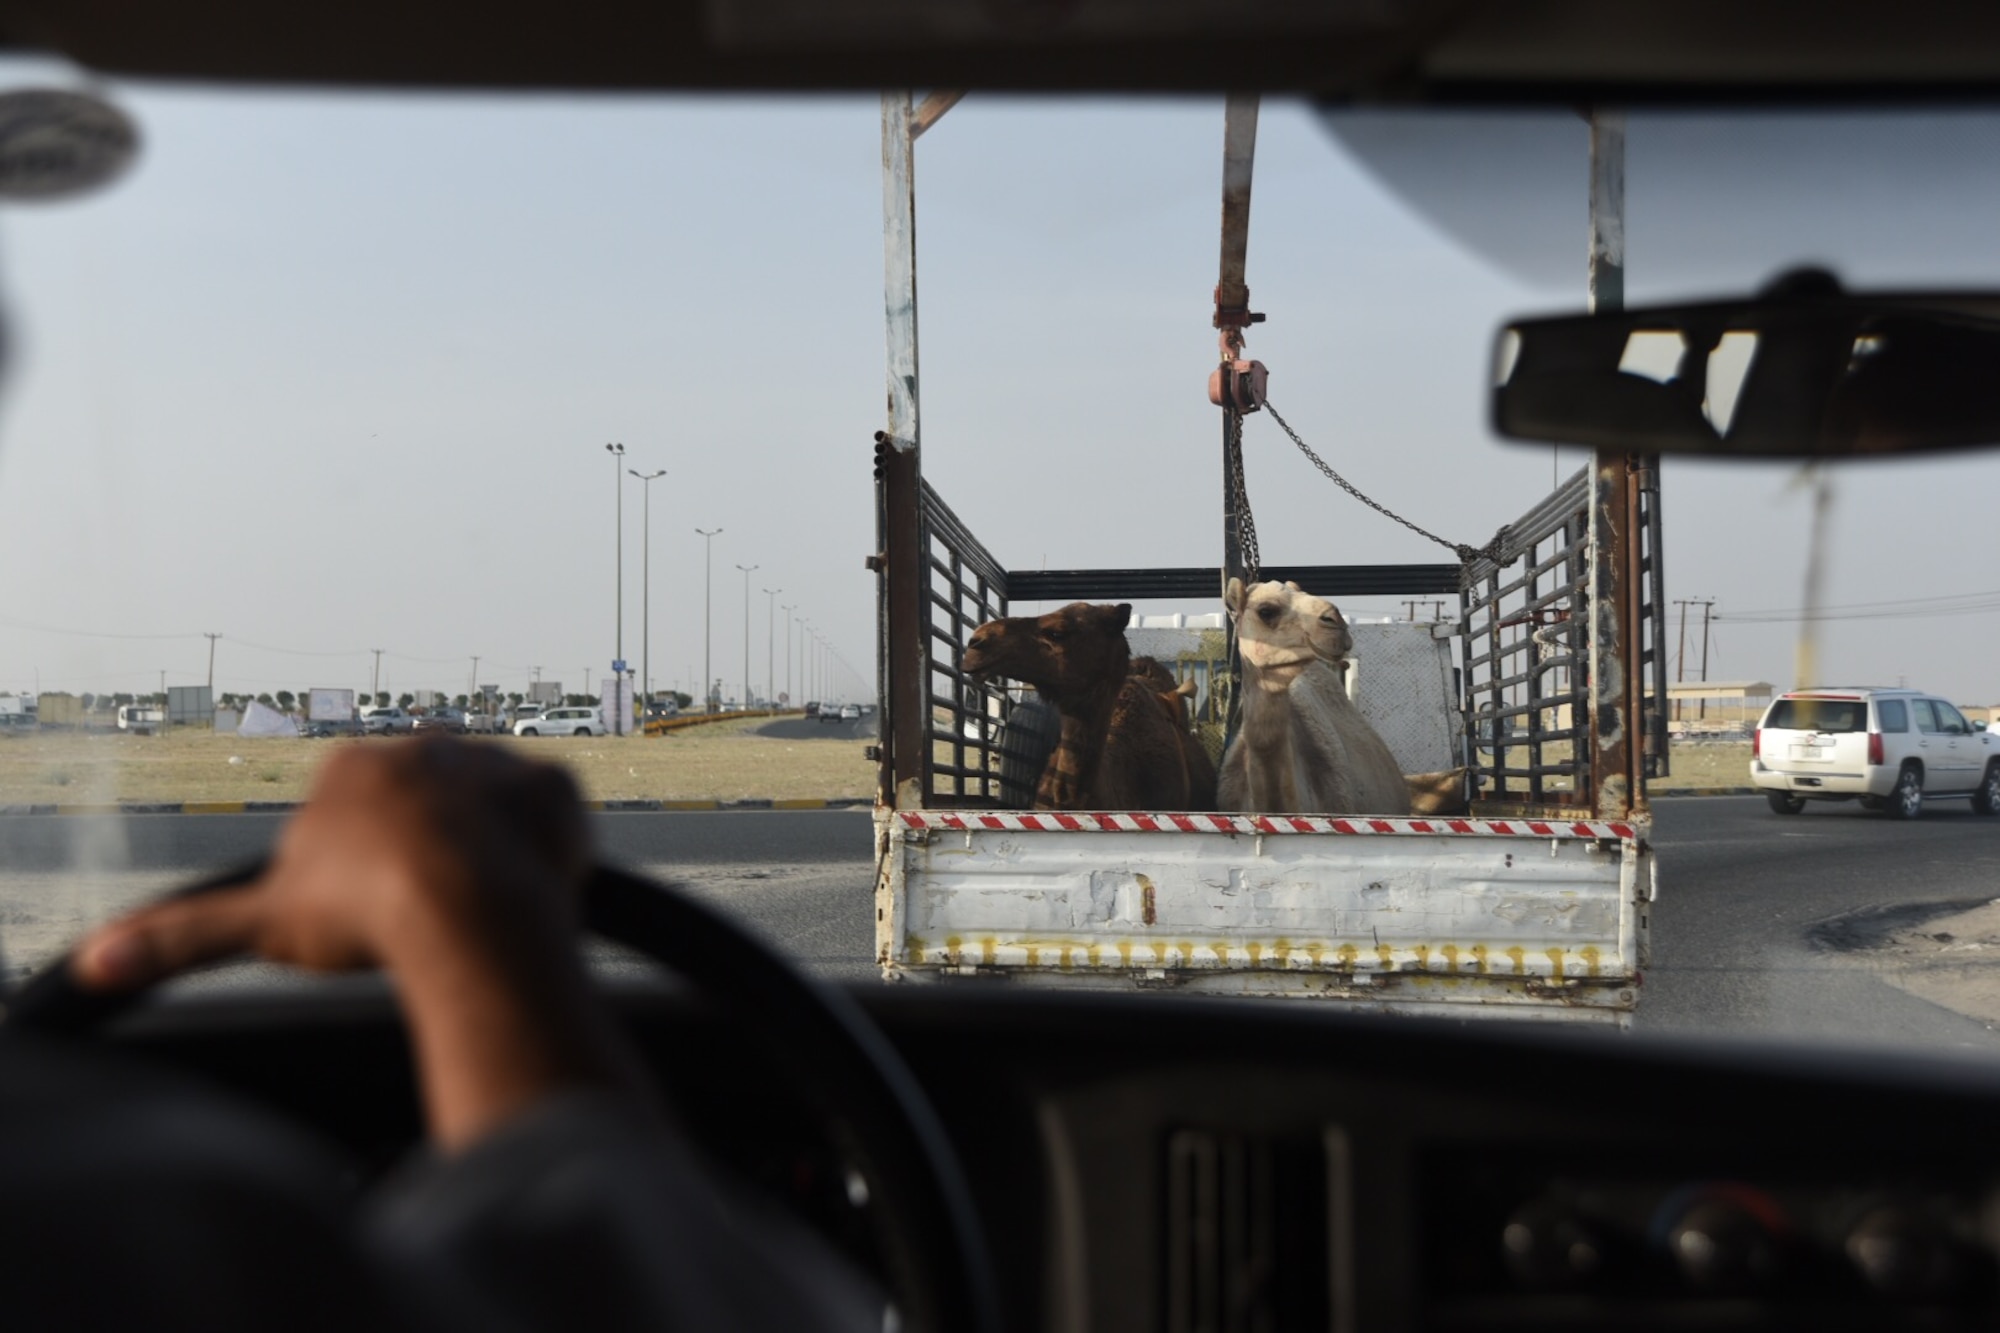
1224, 577, 1245, 618
1106, 603, 1132, 630
1284, 581, 1302, 592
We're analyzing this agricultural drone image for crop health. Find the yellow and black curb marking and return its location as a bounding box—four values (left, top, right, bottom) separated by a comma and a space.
1, 797, 874, 817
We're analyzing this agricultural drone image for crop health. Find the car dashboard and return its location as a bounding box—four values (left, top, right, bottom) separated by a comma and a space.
102, 982, 2000, 1333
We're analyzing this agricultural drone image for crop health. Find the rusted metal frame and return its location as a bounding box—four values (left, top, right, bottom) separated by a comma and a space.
1637, 461, 1670, 781
1524, 539, 1549, 803
1582, 108, 1637, 819
920, 481, 1007, 591
1482, 561, 1505, 796
910, 90, 964, 140
944, 545, 969, 800
879, 92, 926, 808
1215, 96, 1261, 327
1561, 513, 1591, 796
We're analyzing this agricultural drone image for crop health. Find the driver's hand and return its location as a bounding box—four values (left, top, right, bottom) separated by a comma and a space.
76, 736, 589, 984
74, 738, 639, 1149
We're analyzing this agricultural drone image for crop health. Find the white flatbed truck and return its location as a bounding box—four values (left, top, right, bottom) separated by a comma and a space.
868, 96, 1667, 1025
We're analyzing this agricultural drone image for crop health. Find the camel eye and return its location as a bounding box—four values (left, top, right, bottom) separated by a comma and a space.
1256, 604, 1281, 626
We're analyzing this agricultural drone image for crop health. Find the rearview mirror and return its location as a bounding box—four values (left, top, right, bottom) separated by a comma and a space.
1492, 269, 2000, 458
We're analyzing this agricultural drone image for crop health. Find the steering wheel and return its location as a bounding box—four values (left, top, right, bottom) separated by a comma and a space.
4, 862, 1001, 1333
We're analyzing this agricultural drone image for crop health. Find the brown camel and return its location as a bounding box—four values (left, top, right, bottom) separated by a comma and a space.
962, 603, 1215, 811
1129, 657, 1220, 813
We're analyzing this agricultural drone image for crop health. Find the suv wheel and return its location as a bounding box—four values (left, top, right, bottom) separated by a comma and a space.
1974, 763, 2000, 816
520, 727, 539, 737
1889, 763, 1924, 820
1765, 791, 1805, 815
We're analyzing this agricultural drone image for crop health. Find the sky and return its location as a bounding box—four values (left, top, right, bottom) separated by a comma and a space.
1, 71, 1998, 704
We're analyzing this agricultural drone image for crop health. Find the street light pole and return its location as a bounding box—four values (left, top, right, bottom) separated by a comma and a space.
630, 468, 666, 716
696, 528, 722, 711
735, 564, 759, 709
762, 587, 781, 708
605, 442, 626, 733
780, 604, 796, 708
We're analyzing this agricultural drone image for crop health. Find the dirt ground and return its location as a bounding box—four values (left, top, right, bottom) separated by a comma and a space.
1813, 898, 2000, 1028
0, 722, 876, 805
1654, 741, 1753, 791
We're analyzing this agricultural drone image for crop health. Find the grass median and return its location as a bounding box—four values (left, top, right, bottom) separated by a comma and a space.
0, 724, 1749, 808
0, 720, 877, 806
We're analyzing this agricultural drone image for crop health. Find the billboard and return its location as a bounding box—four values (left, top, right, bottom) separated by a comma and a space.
166, 685, 212, 726
308, 688, 356, 722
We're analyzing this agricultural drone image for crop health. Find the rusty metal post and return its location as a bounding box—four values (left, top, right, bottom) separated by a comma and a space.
878, 92, 928, 809
1583, 108, 1646, 819
1217, 94, 1260, 596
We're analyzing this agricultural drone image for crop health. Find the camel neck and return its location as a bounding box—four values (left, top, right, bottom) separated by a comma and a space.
1037, 674, 1121, 809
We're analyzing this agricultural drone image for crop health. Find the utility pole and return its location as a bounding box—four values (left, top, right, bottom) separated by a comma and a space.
204, 632, 220, 695
1672, 598, 1693, 722
736, 563, 759, 709
1698, 600, 1715, 719
697, 529, 723, 711
781, 604, 797, 707
371, 648, 383, 703
763, 587, 781, 709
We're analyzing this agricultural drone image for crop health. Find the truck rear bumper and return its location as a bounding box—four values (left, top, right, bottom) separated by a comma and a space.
875, 808, 1650, 1024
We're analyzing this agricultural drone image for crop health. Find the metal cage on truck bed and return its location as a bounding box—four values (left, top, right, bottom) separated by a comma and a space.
873, 438, 1667, 818
871, 434, 1463, 812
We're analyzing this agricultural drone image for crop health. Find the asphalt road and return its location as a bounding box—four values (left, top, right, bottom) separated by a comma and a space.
1640, 796, 2000, 1052
5, 800, 2000, 1054
758, 715, 874, 741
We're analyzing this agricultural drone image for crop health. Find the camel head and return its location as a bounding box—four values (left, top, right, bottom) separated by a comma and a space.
962, 602, 1133, 703
1225, 578, 1352, 683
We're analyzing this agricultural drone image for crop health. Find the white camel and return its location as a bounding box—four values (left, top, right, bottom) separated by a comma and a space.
1218, 578, 1413, 815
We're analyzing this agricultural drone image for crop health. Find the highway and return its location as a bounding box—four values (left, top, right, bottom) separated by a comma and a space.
4, 799, 2000, 1055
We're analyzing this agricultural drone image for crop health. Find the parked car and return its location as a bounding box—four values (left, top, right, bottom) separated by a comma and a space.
803, 701, 820, 718
512, 706, 602, 737
359, 706, 415, 736
818, 702, 844, 723
838, 703, 861, 721
411, 709, 466, 735
461, 711, 501, 734
1750, 687, 2000, 818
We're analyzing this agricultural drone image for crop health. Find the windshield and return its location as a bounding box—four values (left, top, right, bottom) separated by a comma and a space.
4, 77, 2000, 1054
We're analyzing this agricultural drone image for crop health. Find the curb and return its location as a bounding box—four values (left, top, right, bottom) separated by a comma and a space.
0, 797, 874, 817
1652, 786, 1759, 798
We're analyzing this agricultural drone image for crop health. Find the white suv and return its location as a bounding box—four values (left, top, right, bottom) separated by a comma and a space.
1750, 687, 2000, 819
512, 705, 602, 737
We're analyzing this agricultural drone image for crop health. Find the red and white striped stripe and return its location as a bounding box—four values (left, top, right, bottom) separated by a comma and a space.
896, 810, 1639, 841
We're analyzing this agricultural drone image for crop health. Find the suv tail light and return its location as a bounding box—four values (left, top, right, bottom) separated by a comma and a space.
1753, 727, 1761, 757
1868, 732, 1885, 766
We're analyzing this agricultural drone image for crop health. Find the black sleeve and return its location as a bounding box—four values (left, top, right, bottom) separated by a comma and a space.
365, 1092, 883, 1333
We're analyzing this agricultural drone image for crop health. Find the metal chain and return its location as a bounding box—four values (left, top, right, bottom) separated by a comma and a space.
1258, 399, 1505, 566
1225, 406, 1260, 584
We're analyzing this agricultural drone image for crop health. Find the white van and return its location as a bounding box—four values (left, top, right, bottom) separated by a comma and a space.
1751, 687, 2000, 818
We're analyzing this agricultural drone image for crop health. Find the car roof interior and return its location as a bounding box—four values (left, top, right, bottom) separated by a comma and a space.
10, 0, 2000, 101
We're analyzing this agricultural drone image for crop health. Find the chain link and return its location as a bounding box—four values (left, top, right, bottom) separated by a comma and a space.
1258, 400, 1505, 567
1224, 406, 1260, 584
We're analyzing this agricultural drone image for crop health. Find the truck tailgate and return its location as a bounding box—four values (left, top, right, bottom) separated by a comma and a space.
877, 809, 1651, 1024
